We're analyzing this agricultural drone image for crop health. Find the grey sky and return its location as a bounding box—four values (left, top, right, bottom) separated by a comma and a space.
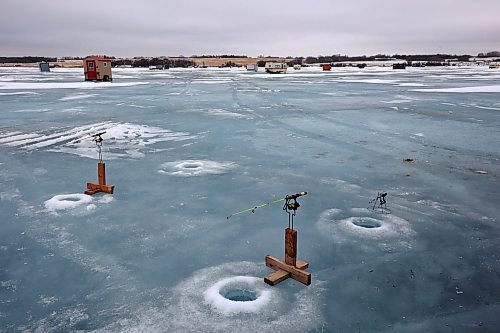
1, 0, 499, 57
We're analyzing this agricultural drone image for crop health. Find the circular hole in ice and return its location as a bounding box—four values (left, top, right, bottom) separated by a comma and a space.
352, 218, 381, 229
204, 276, 272, 314
44, 194, 93, 211
63, 197, 81, 202
222, 288, 258, 302
182, 163, 202, 169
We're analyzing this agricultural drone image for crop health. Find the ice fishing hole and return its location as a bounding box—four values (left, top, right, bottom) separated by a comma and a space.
62, 197, 81, 202
182, 163, 202, 169
222, 288, 258, 302
352, 218, 382, 229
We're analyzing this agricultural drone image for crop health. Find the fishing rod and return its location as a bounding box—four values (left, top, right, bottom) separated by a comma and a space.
226, 192, 307, 220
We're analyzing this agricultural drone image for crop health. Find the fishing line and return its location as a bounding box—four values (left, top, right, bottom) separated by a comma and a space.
226, 192, 307, 220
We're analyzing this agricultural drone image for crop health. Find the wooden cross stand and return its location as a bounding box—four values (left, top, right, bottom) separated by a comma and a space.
264, 192, 311, 286
84, 132, 114, 195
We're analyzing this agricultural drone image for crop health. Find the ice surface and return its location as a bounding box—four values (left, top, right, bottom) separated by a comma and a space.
1, 66, 499, 332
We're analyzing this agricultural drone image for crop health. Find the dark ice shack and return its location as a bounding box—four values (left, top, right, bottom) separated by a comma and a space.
83, 56, 112, 81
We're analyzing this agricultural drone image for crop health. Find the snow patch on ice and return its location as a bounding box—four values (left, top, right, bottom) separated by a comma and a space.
86, 204, 97, 211
317, 208, 415, 250
59, 93, 98, 101
203, 108, 250, 118
0, 122, 196, 159
398, 82, 425, 87
44, 193, 114, 214
343, 79, 399, 84
192, 79, 233, 84
38, 295, 59, 306
412, 85, 500, 93
204, 276, 272, 314
0, 91, 40, 96
0, 81, 149, 90
97, 194, 114, 204
44, 194, 93, 211
0, 133, 41, 144
469, 104, 500, 111
13, 108, 51, 113
159, 160, 237, 176
380, 96, 418, 104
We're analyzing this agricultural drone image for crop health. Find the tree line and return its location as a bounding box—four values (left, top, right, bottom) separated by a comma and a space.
189, 55, 248, 58
111, 58, 195, 68
0, 56, 57, 63
304, 53, 472, 64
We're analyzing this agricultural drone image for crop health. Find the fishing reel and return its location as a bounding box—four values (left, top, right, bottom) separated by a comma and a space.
369, 191, 389, 213
91, 132, 105, 146
91, 131, 106, 162
283, 192, 307, 229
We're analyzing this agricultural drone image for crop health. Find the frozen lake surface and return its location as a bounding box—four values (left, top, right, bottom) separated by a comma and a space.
1, 66, 499, 332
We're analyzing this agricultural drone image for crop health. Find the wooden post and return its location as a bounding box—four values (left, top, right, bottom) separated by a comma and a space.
285, 228, 297, 266
84, 162, 114, 195
98, 162, 106, 185
264, 228, 311, 286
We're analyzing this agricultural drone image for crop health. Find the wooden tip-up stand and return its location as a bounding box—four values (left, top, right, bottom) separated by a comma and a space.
264, 228, 311, 286
84, 161, 114, 195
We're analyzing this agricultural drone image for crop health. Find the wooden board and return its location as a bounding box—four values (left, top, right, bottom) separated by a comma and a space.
264, 270, 290, 285
295, 260, 309, 270
265, 255, 311, 286
264, 260, 309, 285
86, 182, 114, 194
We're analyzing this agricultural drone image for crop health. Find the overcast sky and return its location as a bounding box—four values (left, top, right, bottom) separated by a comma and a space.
1, 0, 499, 57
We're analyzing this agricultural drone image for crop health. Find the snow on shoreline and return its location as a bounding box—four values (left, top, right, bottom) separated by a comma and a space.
0, 81, 149, 90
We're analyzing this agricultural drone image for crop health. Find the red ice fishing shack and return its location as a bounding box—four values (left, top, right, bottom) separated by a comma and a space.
83, 56, 113, 82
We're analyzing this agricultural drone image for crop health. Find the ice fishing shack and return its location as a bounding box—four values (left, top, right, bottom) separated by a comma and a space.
83, 56, 113, 81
